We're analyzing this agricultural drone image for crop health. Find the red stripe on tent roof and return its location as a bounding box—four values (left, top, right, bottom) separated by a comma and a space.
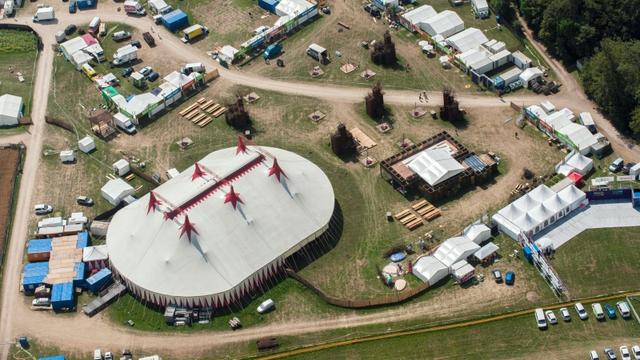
164, 154, 265, 219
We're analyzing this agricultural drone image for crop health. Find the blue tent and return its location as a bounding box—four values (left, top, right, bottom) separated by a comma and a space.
51, 282, 75, 311
162, 10, 189, 32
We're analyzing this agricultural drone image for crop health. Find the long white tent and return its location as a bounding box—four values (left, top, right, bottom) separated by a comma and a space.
492, 184, 587, 240
446, 28, 488, 53
107, 143, 335, 308
404, 147, 464, 186
422, 10, 464, 38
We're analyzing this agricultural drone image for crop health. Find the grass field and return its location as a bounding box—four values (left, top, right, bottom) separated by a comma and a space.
551, 227, 640, 299
0, 29, 38, 118
286, 303, 640, 360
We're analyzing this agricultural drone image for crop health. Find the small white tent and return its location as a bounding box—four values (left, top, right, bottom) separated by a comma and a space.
413, 256, 449, 286
101, 178, 135, 206
0, 94, 23, 126
78, 136, 96, 153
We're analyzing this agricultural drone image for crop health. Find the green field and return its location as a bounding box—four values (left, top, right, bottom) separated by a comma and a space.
287, 303, 640, 360
552, 227, 640, 299
0, 29, 38, 118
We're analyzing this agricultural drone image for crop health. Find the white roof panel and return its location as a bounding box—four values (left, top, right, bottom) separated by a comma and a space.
423, 10, 464, 37
404, 147, 464, 186
446, 28, 488, 53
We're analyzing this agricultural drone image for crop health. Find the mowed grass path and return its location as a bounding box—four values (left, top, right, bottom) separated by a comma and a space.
0, 29, 38, 116
288, 309, 640, 360
552, 227, 640, 299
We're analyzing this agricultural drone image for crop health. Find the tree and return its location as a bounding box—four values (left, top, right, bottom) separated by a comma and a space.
491, 0, 515, 22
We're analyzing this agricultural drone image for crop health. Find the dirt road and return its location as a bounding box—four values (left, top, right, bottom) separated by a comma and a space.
0, 4, 639, 358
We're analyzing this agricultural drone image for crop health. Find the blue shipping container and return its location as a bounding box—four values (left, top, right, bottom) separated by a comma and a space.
86, 268, 113, 294
73, 262, 86, 288
76, 231, 89, 249
39, 356, 66, 360
162, 10, 189, 32
258, 0, 279, 13
22, 274, 46, 295
76, 0, 95, 9
27, 239, 52, 254
51, 282, 75, 311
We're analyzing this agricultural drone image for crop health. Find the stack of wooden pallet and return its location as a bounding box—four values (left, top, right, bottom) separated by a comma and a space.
413, 199, 441, 222
394, 208, 423, 231
178, 97, 228, 128
393, 199, 442, 231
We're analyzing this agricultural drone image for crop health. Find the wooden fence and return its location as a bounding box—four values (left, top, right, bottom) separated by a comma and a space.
285, 268, 429, 309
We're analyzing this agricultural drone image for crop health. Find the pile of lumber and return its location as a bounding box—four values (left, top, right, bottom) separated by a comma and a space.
178, 98, 228, 128
393, 199, 441, 231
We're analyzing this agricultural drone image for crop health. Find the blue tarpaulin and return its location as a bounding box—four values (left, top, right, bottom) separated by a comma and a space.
73, 262, 86, 288
162, 10, 189, 32
51, 282, 75, 311
22, 274, 46, 295
76, 231, 89, 248
27, 239, 52, 254
23, 262, 49, 277
39, 356, 66, 360
86, 268, 113, 294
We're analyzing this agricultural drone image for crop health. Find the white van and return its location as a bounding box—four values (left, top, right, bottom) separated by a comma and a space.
592, 303, 605, 320
257, 299, 275, 314
534, 308, 547, 329
93, 349, 102, 360
575, 302, 589, 320
617, 301, 631, 319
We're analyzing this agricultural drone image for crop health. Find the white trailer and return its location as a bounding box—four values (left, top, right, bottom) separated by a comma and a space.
112, 45, 138, 66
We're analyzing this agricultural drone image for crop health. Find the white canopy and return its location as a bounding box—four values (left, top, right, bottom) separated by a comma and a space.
556, 123, 598, 154
433, 236, 480, 267
422, 10, 464, 37
446, 28, 488, 53
413, 256, 449, 286
556, 150, 593, 176
404, 147, 464, 186
402, 5, 437, 29
101, 178, 135, 206
107, 146, 335, 307
520, 67, 543, 86
83, 245, 109, 262
0, 94, 23, 126
463, 223, 491, 245
473, 242, 498, 261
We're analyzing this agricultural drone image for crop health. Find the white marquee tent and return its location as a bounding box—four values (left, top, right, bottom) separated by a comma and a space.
463, 223, 491, 245
492, 184, 587, 239
412, 256, 449, 286
556, 151, 594, 176
401, 5, 437, 31
101, 178, 135, 206
422, 10, 464, 38
404, 147, 464, 186
107, 145, 335, 308
0, 94, 23, 126
434, 236, 480, 267
446, 28, 488, 53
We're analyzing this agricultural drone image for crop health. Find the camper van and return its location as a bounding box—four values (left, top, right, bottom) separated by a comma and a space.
114, 113, 137, 134
81, 63, 97, 78
617, 301, 631, 319
88, 16, 101, 36
534, 308, 547, 329
592, 303, 605, 320
112, 45, 138, 66
181, 63, 205, 75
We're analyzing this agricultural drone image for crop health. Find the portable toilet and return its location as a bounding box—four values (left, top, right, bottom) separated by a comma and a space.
263, 43, 282, 60
633, 190, 640, 208
523, 245, 533, 263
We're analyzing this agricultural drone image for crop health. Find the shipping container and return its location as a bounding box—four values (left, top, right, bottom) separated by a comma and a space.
258, 0, 279, 13
161, 10, 189, 32
27, 238, 52, 262
86, 268, 113, 294
22, 274, 46, 295
51, 282, 75, 311
76, 231, 90, 248
23, 261, 50, 276
73, 262, 86, 288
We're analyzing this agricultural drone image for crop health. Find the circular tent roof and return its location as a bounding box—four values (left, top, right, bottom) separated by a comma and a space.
107, 144, 335, 306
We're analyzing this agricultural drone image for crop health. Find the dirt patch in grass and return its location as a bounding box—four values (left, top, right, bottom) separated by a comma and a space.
0, 147, 21, 259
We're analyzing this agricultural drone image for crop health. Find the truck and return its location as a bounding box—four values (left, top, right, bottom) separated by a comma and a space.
114, 112, 137, 134
88, 16, 100, 36
306, 43, 328, 63
32, 7, 55, 22
124, 0, 146, 15
181, 24, 208, 43
181, 62, 205, 75
111, 45, 138, 66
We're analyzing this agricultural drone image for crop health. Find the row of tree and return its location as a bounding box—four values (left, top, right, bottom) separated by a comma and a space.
516, 0, 640, 135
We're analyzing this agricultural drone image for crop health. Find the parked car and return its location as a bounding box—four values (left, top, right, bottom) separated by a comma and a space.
64, 24, 77, 35
34, 204, 53, 215
93, 349, 102, 360
146, 71, 159, 82
534, 308, 547, 329
76, 196, 94, 206
631, 345, 640, 360
504, 271, 515, 285
592, 303, 605, 320
121, 349, 133, 359
545, 310, 558, 325
32, 297, 51, 306
621, 346, 631, 360
609, 158, 624, 172
623, 162, 637, 175
104, 352, 113, 360
112, 31, 132, 41
68, 0, 76, 13
604, 304, 617, 319
121, 67, 134, 77
617, 301, 632, 319
604, 347, 617, 360
129, 40, 142, 48
492, 269, 502, 283
257, 299, 275, 314
139, 66, 153, 76
559, 307, 571, 321
590, 350, 601, 360
575, 302, 589, 320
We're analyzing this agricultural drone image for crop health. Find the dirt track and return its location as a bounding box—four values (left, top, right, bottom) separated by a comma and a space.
1, 4, 639, 358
